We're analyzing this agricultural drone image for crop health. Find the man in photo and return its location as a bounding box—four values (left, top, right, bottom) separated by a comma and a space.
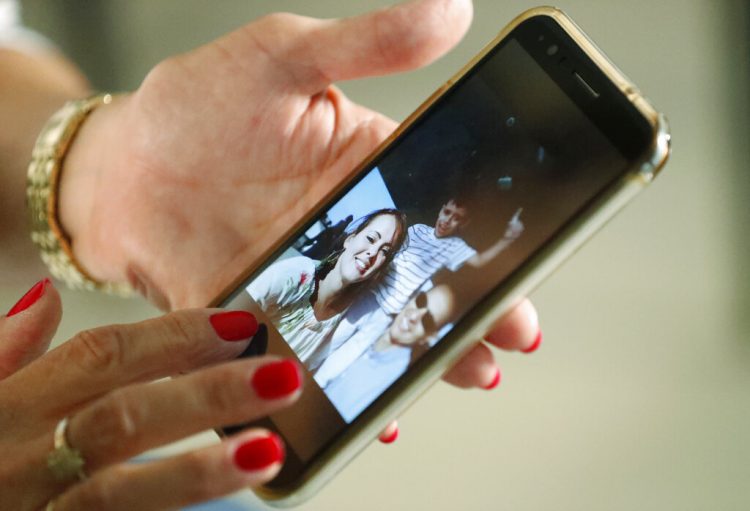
323, 285, 457, 422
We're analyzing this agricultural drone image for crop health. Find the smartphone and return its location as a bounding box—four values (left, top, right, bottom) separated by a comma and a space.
212, 7, 670, 505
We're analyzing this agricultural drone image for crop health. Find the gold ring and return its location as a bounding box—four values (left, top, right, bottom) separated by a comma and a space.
47, 417, 87, 482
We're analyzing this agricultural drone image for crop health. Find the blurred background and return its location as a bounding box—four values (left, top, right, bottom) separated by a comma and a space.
9, 0, 750, 509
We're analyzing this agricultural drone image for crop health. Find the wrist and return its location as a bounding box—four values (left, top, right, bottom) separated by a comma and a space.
58, 94, 131, 283
27, 93, 134, 295
0, 50, 89, 281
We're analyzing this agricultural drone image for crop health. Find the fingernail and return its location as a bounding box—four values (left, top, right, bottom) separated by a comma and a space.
210, 311, 258, 341
6, 278, 50, 317
234, 434, 285, 471
521, 330, 543, 354
251, 359, 302, 399
483, 367, 501, 390
379, 427, 399, 444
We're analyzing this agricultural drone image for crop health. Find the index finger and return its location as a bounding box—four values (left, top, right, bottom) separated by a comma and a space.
510, 207, 523, 223
3, 309, 259, 424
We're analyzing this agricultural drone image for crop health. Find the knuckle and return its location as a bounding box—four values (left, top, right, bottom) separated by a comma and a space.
101, 389, 143, 440
68, 476, 116, 510
179, 450, 227, 499
155, 311, 207, 367
372, 9, 420, 67
256, 11, 302, 31
81, 389, 144, 463
158, 311, 196, 346
244, 12, 308, 54
141, 55, 183, 89
372, 4, 451, 70
198, 369, 240, 416
70, 327, 127, 372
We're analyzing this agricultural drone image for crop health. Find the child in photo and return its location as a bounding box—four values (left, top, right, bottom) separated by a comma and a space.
376, 196, 524, 315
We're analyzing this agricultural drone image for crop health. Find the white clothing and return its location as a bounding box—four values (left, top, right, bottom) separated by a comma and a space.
324, 341, 411, 423
246, 256, 345, 367
312, 292, 391, 387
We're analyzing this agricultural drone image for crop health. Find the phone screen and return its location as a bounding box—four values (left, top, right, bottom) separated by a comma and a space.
220, 17, 652, 481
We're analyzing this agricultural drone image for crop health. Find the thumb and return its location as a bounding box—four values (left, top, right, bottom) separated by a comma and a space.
0, 278, 62, 379
243, 0, 473, 93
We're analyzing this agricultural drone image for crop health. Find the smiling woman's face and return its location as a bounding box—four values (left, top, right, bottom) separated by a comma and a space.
337, 214, 399, 285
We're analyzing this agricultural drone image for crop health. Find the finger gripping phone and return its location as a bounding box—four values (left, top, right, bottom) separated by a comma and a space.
212, 7, 670, 506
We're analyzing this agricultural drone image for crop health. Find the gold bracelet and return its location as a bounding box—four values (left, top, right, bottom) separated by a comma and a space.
27, 93, 133, 296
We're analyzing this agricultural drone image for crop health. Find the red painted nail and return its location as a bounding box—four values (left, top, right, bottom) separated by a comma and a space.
379, 427, 399, 444
6, 278, 50, 317
209, 311, 258, 341
234, 434, 285, 471
522, 330, 543, 354
252, 359, 302, 399
483, 368, 501, 390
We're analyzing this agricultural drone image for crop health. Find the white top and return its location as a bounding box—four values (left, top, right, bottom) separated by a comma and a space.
312, 291, 391, 386
246, 256, 345, 367
324, 341, 411, 423
374, 223, 476, 314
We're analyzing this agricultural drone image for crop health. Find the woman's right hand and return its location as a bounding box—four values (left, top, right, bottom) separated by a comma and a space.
0, 279, 302, 511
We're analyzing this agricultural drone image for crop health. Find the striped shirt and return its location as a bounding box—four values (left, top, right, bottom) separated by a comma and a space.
374, 223, 476, 314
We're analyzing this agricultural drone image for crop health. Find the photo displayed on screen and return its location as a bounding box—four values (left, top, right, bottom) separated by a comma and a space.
240, 39, 626, 424
246, 164, 524, 422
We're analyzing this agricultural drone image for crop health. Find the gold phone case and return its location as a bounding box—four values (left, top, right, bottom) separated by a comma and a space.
214, 6, 670, 506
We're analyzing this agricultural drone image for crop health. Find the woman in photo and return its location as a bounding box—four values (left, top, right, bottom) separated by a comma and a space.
247, 209, 408, 367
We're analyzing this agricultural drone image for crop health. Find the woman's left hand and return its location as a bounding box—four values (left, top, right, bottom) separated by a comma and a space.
1, 280, 302, 510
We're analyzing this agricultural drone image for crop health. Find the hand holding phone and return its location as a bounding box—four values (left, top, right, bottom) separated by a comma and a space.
2, 2, 548, 510
213, 6, 669, 505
